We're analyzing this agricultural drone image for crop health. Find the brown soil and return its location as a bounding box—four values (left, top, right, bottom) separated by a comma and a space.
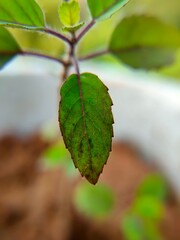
0, 135, 179, 240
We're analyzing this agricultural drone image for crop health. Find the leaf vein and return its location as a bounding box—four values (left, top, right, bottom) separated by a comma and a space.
61, 97, 81, 125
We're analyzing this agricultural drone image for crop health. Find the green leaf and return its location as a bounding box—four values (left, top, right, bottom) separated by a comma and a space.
74, 182, 114, 219
62, 22, 85, 33
87, 0, 129, 21
133, 196, 164, 220
59, 1, 80, 27
109, 15, 180, 70
122, 212, 162, 240
43, 141, 70, 166
122, 213, 145, 240
43, 141, 77, 176
59, 73, 114, 184
0, 0, 45, 30
137, 174, 167, 201
0, 26, 21, 69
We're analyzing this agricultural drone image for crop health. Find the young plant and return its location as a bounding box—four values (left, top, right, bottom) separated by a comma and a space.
74, 181, 115, 219
122, 174, 168, 240
0, 0, 180, 184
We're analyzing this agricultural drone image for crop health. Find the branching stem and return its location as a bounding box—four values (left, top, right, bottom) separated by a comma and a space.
61, 20, 97, 80
21, 51, 66, 66
42, 28, 71, 45
79, 49, 109, 61
19, 20, 97, 81
75, 20, 96, 44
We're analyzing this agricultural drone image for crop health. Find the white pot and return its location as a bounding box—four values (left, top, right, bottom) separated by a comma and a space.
0, 57, 60, 136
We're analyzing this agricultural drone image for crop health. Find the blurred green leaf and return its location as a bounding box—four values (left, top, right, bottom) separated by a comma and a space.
121, 174, 166, 240
0, 27, 21, 69
122, 213, 145, 240
109, 15, 180, 70
43, 141, 76, 176
122, 212, 162, 240
87, 0, 129, 21
144, 220, 162, 240
133, 196, 164, 220
74, 182, 114, 219
160, 49, 180, 79
59, 1, 80, 27
59, 73, 113, 185
0, 0, 45, 30
43, 141, 69, 166
137, 174, 167, 201
62, 22, 85, 33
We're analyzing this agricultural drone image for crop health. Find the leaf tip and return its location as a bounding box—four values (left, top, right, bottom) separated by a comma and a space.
84, 173, 99, 185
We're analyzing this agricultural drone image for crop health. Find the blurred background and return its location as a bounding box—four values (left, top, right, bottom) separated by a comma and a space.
0, 0, 180, 240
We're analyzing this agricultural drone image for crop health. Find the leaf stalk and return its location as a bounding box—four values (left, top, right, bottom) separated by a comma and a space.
79, 49, 109, 61
42, 28, 72, 45
21, 51, 66, 66
75, 20, 96, 43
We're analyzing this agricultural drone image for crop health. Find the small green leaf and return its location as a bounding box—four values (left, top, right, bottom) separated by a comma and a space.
59, 1, 80, 27
109, 15, 180, 70
43, 141, 77, 176
59, 73, 114, 184
133, 196, 164, 220
62, 22, 85, 33
87, 0, 129, 21
122, 212, 162, 240
137, 174, 167, 201
74, 182, 114, 219
43, 141, 70, 166
0, 27, 21, 69
0, 0, 45, 30
122, 213, 145, 240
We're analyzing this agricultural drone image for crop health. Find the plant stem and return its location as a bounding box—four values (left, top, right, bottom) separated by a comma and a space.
70, 33, 80, 75
61, 50, 72, 81
61, 62, 71, 81
21, 51, 66, 66
42, 28, 71, 45
79, 49, 109, 61
40, 20, 97, 81
61, 32, 76, 81
75, 20, 96, 43
72, 55, 80, 76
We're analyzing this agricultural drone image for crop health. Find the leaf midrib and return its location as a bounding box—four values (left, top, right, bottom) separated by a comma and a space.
77, 75, 92, 165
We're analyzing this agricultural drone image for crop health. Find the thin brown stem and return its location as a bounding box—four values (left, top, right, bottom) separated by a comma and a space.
21, 51, 66, 66
79, 49, 109, 61
72, 55, 80, 76
61, 63, 71, 81
75, 20, 96, 43
42, 28, 72, 45
70, 33, 79, 74
61, 33, 76, 81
